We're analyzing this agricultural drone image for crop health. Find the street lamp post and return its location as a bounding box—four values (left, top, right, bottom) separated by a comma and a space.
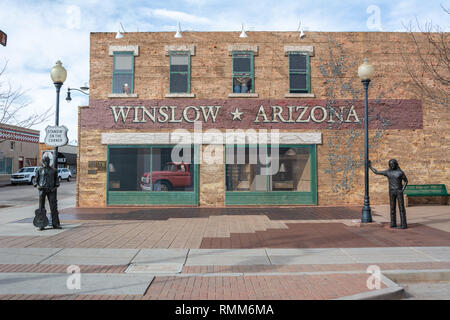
358, 58, 374, 223
50, 61, 67, 169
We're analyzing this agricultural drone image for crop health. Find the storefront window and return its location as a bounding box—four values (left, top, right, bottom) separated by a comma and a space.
108, 148, 150, 191
269, 147, 311, 192
150, 147, 195, 192
226, 146, 268, 191
108, 146, 195, 192
0, 157, 12, 174
226, 145, 311, 192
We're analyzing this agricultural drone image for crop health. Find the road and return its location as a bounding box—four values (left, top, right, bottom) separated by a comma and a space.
0, 181, 75, 207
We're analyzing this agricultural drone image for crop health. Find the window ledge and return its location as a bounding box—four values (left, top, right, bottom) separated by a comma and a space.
284, 93, 315, 98
228, 93, 259, 98
108, 93, 138, 98
164, 93, 196, 98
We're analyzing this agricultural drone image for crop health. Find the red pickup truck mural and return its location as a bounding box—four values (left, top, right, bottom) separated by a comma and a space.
140, 162, 192, 191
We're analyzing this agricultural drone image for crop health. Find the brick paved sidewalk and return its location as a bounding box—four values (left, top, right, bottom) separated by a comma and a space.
1, 221, 449, 249
1, 205, 449, 249
0, 273, 376, 300
1, 261, 450, 274
0, 269, 381, 300
1, 261, 450, 300
0, 205, 448, 300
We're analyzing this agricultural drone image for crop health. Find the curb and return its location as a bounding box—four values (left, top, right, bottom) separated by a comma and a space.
337, 269, 450, 300
336, 287, 404, 300
335, 273, 404, 300
383, 269, 450, 282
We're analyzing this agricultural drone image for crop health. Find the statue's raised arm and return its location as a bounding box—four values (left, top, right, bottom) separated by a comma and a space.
368, 160, 386, 176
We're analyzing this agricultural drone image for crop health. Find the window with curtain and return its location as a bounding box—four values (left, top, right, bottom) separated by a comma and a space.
232, 51, 254, 93
112, 52, 134, 94
170, 52, 190, 93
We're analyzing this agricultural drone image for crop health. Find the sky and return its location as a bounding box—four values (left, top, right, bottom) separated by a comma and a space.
0, 0, 448, 144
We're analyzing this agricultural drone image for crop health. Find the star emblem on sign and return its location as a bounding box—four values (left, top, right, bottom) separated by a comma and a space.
230, 107, 243, 121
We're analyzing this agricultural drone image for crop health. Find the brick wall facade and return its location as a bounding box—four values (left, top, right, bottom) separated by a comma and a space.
77, 31, 449, 207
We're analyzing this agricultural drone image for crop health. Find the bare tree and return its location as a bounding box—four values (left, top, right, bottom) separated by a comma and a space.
402, 5, 449, 108
0, 60, 53, 141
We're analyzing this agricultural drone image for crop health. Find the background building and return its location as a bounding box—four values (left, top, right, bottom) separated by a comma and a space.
0, 124, 39, 184
39, 143, 77, 174
77, 31, 448, 207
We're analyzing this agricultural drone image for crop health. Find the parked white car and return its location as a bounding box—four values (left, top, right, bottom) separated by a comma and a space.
57, 168, 72, 182
10, 167, 39, 185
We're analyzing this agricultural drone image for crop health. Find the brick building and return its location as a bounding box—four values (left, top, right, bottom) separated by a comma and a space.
0, 124, 40, 184
77, 31, 448, 207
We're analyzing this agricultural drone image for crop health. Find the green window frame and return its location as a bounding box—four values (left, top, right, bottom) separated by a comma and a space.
112, 51, 134, 94
106, 145, 199, 206
289, 52, 310, 93
169, 51, 191, 93
232, 51, 254, 93
224, 144, 317, 205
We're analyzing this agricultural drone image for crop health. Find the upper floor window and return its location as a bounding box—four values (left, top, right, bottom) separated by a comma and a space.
170, 51, 190, 93
10, 141, 14, 151
232, 51, 254, 93
289, 52, 310, 93
113, 52, 134, 94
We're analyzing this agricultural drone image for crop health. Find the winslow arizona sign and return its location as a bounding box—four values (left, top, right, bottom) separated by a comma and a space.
82, 99, 423, 130
109, 104, 361, 124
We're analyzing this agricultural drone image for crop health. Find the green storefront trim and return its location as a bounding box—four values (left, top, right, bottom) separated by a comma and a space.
225, 144, 317, 205
107, 191, 198, 206
106, 144, 199, 206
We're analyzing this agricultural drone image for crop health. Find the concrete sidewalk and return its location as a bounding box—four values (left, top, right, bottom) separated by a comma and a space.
1, 246, 450, 267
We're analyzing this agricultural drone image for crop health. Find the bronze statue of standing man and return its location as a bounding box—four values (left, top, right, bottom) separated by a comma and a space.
369, 159, 408, 229
33, 155, 61, 230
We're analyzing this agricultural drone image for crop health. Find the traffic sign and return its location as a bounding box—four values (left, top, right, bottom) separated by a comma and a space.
44, 125, 69, 147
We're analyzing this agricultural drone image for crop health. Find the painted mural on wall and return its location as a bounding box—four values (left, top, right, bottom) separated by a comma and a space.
319, 36, 402, 194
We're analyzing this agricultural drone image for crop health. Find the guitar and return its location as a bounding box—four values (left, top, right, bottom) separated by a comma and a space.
33, 208, 49, 230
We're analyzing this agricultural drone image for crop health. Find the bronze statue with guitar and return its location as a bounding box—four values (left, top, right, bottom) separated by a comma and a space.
33, 155, 61, 230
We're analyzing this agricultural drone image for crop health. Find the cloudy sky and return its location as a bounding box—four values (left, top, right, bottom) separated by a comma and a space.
0, 0, 448, 144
